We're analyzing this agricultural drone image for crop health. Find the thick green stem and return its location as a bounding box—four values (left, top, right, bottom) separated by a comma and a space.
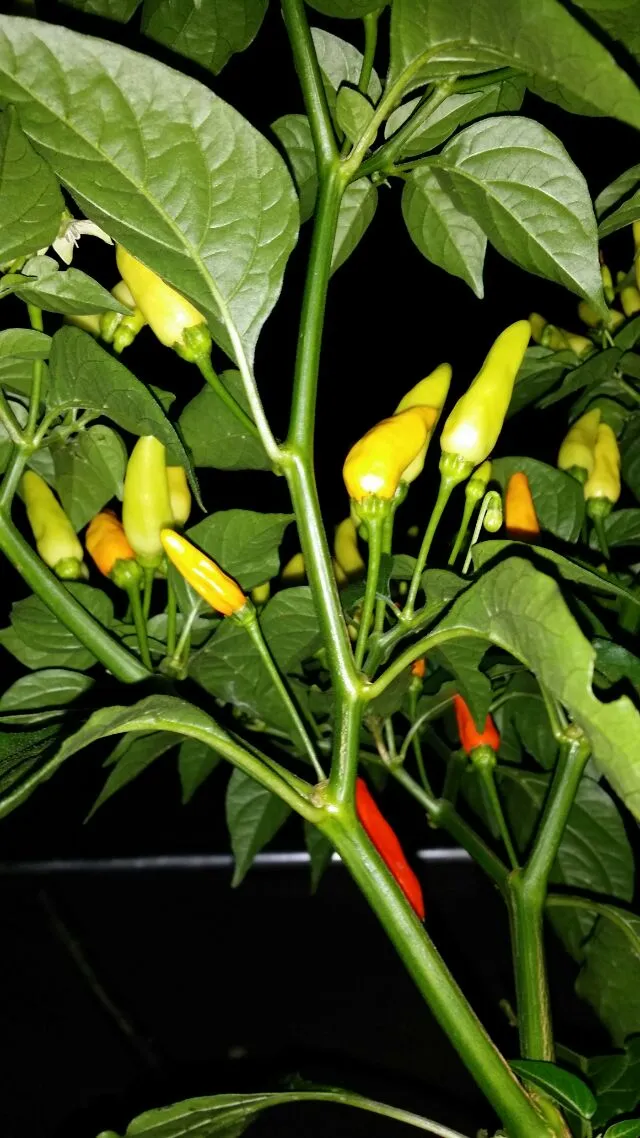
281, 0, 337, 171
475, 762, 519, 871
358, 11, 378, 95
374, 508, 395, 636
360, 81, 455, 179
26, 305, 44, 440
195, 355, 261, 442
0, 447, 27, 512
127, 580, 153, 671
355, 514, 383, 669
0, 513, 149, 683
328, 686, 364, 807
508, 731, 590, 1060
324, 812, 552, 1138
404, 476, 457, 617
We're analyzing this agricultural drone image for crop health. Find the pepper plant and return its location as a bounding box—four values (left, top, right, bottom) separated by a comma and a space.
1, 2, 640, 1137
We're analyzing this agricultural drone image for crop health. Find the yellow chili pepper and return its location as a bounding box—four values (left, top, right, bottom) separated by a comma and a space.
333, 558, 348, 586
577, 301, 624, 333
64, 312, 101, 336
584, 423, 621, 507
600, 261, 616, 305
116, 246, 211, 359
440, 321, 531, 469
334, 517, 365, 579
557, 409, 601, 480
122, 436, 173, 566
161, 528, 246, 616
251, 581, 271, 606
166, 466, 191, 528
22, 471, 87, 579
343, 407, 434, 502
85, 509, 142, 590
505, 472, 540, 539
394, 362, 452, 483
617, 271, 640, 318
532, 312, 595, 355
281, 552, 306, 583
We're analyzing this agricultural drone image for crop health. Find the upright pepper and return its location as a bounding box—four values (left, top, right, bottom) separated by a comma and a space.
394, 363, 452, 483
85, 510, 140, 588
454, 694, 500, 759
22, 471, 87, 580
334, 517, 365, 579
161, 528, 247, 616
505, 472, 540, 539
343, 407, 435, 502
116, 246, 211, 360
166, 466, 191, 528
557, 409, 600, 482
122, 436, 173, 567
440, 321, 531, 474
584, 422, 621, 512
355, 778, 425, 920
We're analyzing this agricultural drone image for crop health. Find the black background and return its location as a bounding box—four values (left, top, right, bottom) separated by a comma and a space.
1, 2, 639, 1135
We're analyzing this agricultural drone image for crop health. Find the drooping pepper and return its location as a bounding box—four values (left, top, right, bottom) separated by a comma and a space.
440, 321, 531, 475
454, 694, 500, 758
343, 407, 435, 502
617, 271, 640, 318
122, 435, 174, 567
166, 466, 191, 528
530, 312, 594, 357
161, 528, 247, 617
504, 472, 540, 539
557, 409, 600, 483
334, 517, 365, 579
355, 777, 425, 920
482, 491, 503, 534
394, 362, 452, 483
116, 246, 211, 360
22, 471, 87, 580
584, 422, 621, 513
85, 510, 141, 588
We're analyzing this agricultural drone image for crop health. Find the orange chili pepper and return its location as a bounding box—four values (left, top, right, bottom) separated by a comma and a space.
411, 657, 426, 679
454, 694, 500, 756
355, 778, 425, 920
505, 472, 540, 539
86, 510, 136, 578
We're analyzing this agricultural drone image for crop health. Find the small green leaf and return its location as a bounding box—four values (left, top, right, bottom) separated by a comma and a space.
331, 178, 377, 274
0, 327, 51, 360
61, 0, 141, 19
311, 27, 381, 113
178, 737, 220, 804
589, 1036, 640, 1127
0, 584, 113, 671
604, 1123, 640, 1138
304, 821, 334, 893
226, 768, 290, 886
53, 425, 127, 530
271, 115, 318, 224
0, 669, 94, 711
509, 347, 577, 417
596, 164, 640, 220
187, 510, 293, 591
402, 163, 486, 296
385, 78, 525, 159
0, 106, 63, 262
15, 265, 128, 317
510, 1059, 597, 1119
179, 371, 270, 472
142, 0, 268, 75
336, 86, 374, 145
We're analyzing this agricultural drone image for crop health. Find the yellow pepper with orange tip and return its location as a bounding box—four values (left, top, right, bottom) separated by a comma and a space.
440, 321, 531, 470
343, 407, 435, 502
22, 471, 87, 580
505, 472, 540, 539
166, 466, 191, 528
116, 246, 211, 359
85, 509, 142, 591
161, 528, 247, 617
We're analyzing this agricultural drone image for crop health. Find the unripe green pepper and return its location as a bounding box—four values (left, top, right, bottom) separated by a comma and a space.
440, 321, 531, 470
122, 436, 173, 567
23, 471, 88, 579
116, 246, 211, 360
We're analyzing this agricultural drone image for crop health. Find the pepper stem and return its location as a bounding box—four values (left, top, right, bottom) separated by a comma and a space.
404, 475, 457, 617
195, 354, 262, 442
142, 565, 154, 621
355, 512, 384, 669
448, 496, 475, 567
592, 513, 610, 560
126, 580, 153, 671
166, 576, 177, 657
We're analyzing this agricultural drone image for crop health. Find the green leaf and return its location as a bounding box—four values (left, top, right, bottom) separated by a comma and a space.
604, 1123, 640, 1138
596, 164, 640, 220
589, 509, 640, 549
191, 587, 320, 740
179, 371, 270, 472
336, 86, 374, 145
331, 178, 377, 274
271, 115, 318, 224
0, 355, 45, 399
577, 912, 640, 1045
385, 77, 525, 159
0, 722, 63, 798
536, 348, 621, 410
311, 28, 381, 112
431, 117, 605, 313
589, 1036, 640, 1127
434, 558, 640, 820
0, 16, 298, 365
178, 737, 220, 804
61, 0, 141, 19
52, 425, 127, 530
501, 770, 633, 959
594, 639, 640, 687
598, 188, 640, 237
49, 328, 193, 470
432, 639, 492, 728
0, 583, 113, 671
187, 510, 293, 591
495, 676, 558, 769
0, 327, 51, 360
0, 668, 94, 711
622, 417, 640, 501
0, 106, 63, 262
14, 263, 128, 318
88, 731, 178, 817
402, 164, 486, 296
571, 0, 640, 66
142, 0, 267, 75
226, 768, 290, 885
304, 821, 334, 892
509, 347, 577, 416
388, 0, 640, 128
307, 0, 384, 16
510, 1059, 596, 1119
490, 457, 585, 542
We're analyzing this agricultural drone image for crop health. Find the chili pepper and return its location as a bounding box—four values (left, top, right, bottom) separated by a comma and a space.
394, 362, 452, 483
505, 472, 540, 539
557, 409, 600, 482
577, 301, 624, 332
333, 558, 348, 587
531, 312, 595, 355
483, 492, 503, 534
440, 321, 531, 472
454, 694, 500, 757
22, 471, 87, 580
166, 466, 191, 528
161, 528, 246, 616
355, 777, 425, 920
334, 517, 365, 579
281, 552, 306, 583
411, 657, 426, 678
116, 246, 211, 360
343, 407, 435, 501
122, 435, 173, 567
600, 261, 616, 305
617, 271, 640, 318
85, 509, 141, 589
584, 422, 621, 512
64, 312, 101, 336
251, 582, 271, 606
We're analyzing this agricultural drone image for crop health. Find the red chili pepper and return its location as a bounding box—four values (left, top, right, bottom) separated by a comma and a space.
355, 778, 425, 920
454, 694, 500, 755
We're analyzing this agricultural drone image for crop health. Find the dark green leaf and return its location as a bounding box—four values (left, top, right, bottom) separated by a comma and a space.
589, 509, 640, 549
596, 164, 640, 219
88, 731, 177, 817
509, 1059, 597, 1119
178, 737, 220, 804
187, 510, 293, 591
490, 457, 585, 541
598, 188, 640, 237
15, 264, 128, 318
0, 668, 94, 710
0, 722, 62, 799
509, 347, 577, 416
0, 583, 113, 671
577, 912, 640, 1045
331, 178, 377, 274
0, 106, 63, 261
307, 0, 384, 16
604, 1123, 640, 1138
402, 164, 486, 296
595, 639, 640, 687
226, 768, 290, 885
571, 0, 640, 66
433, 639, 491, 728
0, 327, 51, 360
589, 1036, 640, 1127
179, 371, 270, 473
271, 115, 318, 224
304, 821, 334, 892
142, 0, 268, 75
61, 0, 141, 19
53, 425, 127, 530
622, 417, 640, 501
536, 348, 621, 409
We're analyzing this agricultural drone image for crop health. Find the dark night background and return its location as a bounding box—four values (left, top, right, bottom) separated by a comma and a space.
1, 2, 639, 1136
